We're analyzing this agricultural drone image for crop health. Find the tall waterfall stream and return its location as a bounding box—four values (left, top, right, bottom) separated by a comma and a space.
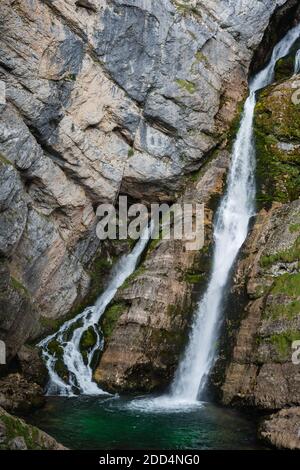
168, 24, 300, 405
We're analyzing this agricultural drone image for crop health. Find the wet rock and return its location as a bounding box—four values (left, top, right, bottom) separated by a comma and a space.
0, 373, 45, 414
0, 406, 66, 450
17, 346, 48, 387
8, 436, 27, 450
259, 407, 300, 450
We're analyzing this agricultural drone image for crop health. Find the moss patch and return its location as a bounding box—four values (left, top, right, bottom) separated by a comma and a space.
260, 236, 300, 267
268, 330, 300, 360
100, 302, 127, 340
11, 276, 30, 298
121, 265, 146, 290
289, 223, 300, 233
274, 38, 300, 82
0, 153, 13, 166
270, 273, 300, 297
184, 272, 205, 284
254, 81, 300, 206
173, 1, 201, 18
274, 55, 295, 82
264, 300, 300, 320
175, 79, 197, 94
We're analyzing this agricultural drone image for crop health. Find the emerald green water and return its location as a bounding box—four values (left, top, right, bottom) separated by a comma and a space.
28, 396, 265, 450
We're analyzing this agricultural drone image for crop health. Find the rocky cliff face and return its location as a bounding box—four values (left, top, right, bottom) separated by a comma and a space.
0, 406, 66, 450
220, 200, 300, 409
0, 1, 293, 366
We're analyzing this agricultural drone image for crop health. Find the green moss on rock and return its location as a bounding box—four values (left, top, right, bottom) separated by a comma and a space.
254, 79, 300, 206
274, 38, 300, 82
0, 408, 64, 449
264, 300, 300, 320
184, 272, 205, 284
274, 55, 295, 82
80, 326, 97, 355
100, 302, 127, 340
10, 276, 29, 298
268, 330, 300, 360
0, 153, 13, 166
271, 273, 300, 297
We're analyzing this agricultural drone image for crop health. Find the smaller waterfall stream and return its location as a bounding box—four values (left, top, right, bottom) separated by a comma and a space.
39, 224, 152, 396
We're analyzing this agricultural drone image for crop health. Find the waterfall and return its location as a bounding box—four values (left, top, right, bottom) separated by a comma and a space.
39, 224, 152, 396
169, 24, 300, 404
295, 49, 300, 74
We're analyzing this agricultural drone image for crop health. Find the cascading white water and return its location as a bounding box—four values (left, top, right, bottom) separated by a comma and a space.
39, 224, 152, 396
294, 49, 300, 74
169, 24, 300, 404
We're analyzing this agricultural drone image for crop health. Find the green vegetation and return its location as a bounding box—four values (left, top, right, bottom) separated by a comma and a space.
264, 300, 300, 320
0, 153, 12, 166
175, 79, 197, 94
195, 50, 206, 63
289, 223, 300, 233
260, 236, 300, 268
39, 315, 68, 334
148, 235, 162, 253
173, 1, 201, 17
184, 272, 204, 284
45, 338, 69, 380
268, 330, 300, 360
274, 55, 295, 82
64, 73, 76, 82
121, 265, 146, 290
274, 39, 300, 82
11, 276, 29, 298
127, 148, 134, 158
0, 414, 43, 450
80, 326, 97, 350
100, 302, 127, 340
80, 326, 98, 364
270, 273, 300, 297
254, 83, 300, 206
